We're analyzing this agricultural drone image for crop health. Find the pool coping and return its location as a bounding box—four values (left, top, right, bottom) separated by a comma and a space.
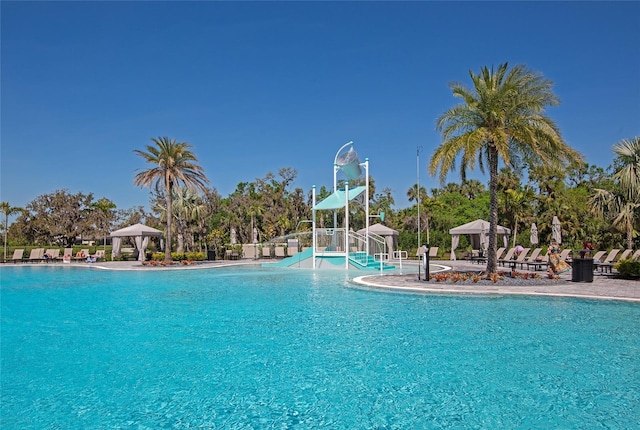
351, 260, 640, 303
5, 259, 640, 303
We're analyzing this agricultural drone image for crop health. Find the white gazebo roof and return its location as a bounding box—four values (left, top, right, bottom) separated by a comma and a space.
110, 223, 163, 238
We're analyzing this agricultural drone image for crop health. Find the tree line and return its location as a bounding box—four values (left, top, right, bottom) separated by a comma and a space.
2, 63, 638, 273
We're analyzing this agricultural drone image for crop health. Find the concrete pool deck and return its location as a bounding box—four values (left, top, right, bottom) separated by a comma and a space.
354, 259, 640, 303
8, 258, 639, 302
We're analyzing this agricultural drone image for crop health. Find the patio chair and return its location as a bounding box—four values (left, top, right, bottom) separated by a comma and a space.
617, 249, 633, 261
595, 249, 621, 273
558, 249, 572, 262
526, 248, 543, 262
62, 248, 73, 263
513, 247, 531, 269
72, 249, 90, 262
45, 249, 60, 262
590, 251, 606, 263
498, 248, 516, 266
242, 244, 257, 259
28, 248, 45, 262
526, 252, 549, 271
9, 249, 24, 263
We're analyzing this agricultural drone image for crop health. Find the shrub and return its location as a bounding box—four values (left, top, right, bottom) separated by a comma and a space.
614, 259, 640, 278
185, 251, 205, 261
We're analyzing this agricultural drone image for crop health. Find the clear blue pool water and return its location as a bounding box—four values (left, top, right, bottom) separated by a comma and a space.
1, 265, 639, 429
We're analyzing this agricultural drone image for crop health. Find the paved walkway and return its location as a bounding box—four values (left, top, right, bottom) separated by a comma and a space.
9, 258, 639, 303
353, 259, 640, 302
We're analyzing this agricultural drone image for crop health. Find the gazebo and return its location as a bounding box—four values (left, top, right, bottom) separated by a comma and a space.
448, 219, 510, 260
357, 223, 398, 257
110, 223, 163, 261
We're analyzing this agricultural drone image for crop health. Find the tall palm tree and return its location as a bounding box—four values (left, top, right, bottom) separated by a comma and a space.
430, 63, 582, 274
591, 137, 640, 250
172, 186, 205, 253
0, 202, 22, 261
612, 137, 640, 200
91, 198, 116, 252
500, 186, 534, 247
134, 137, 209, 262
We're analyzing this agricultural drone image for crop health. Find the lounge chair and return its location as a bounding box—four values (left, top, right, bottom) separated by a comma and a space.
513, 247, 531, 269
28, 248, 45, 262
225, 249, 239, 260
595, 249, 621, 273
498, 248, 516, 266
9, 249, 24, 263
631, 249, 640, 261
526, 252, 549, 271
558, 249, 572, 262
94, 250, 105, 261
45, 249, 60, 262
429, 247, 439, 258
261, 246, 272, 259
473, 247, 505, 265
242, 244, 257, 259
526, 248, 543, 263
590, 250, 606, 263
287, 246, 299, 257
274, 246, 286, 258
62, 248, 73, 263
72, 249, 90, 262
617, 249, 633, 261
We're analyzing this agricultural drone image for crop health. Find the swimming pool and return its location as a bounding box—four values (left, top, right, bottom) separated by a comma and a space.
2, 265, 639, 428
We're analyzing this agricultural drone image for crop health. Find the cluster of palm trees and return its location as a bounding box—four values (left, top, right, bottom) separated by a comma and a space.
591, 137, 640, 250
131, 63, 637, 274
134, 137, 210, 262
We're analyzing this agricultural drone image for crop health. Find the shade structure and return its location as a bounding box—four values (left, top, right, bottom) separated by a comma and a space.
313, 186, 366, 210
530, 223, 539, 245
448, 219, 511, 260
552, 216, 562, 244
356, 223, 398, 255
110, 223, 162, 261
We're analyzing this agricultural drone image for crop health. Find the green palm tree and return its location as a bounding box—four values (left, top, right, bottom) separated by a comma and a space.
91, 198, 116, 252
591, 189, 638, 250
0, 202, 22, 261
134, 137, 209, 262
500, 186, 534, 247
591, 137, 640, 250
612, 137, 640, 200
430, 63, 582, 273
172, 186, 205, 253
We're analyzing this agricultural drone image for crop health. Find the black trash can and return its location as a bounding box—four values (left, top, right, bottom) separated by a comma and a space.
207, 250, 216, 261
572, 258, 594, 282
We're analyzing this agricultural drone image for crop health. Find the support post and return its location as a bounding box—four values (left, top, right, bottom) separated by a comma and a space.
344, 181, 349, 269
424, 243, 430, 281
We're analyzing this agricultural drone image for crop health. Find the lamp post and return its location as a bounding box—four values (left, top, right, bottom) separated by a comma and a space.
416, 146, 423, 249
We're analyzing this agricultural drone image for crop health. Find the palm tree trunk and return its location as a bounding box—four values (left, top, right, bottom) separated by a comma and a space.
3, 213, 8, 261
165, 177, 173, 262
486, 146, 499, 274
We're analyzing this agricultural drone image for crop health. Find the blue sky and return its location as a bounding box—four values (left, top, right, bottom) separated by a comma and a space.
2, 1, 639, 213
